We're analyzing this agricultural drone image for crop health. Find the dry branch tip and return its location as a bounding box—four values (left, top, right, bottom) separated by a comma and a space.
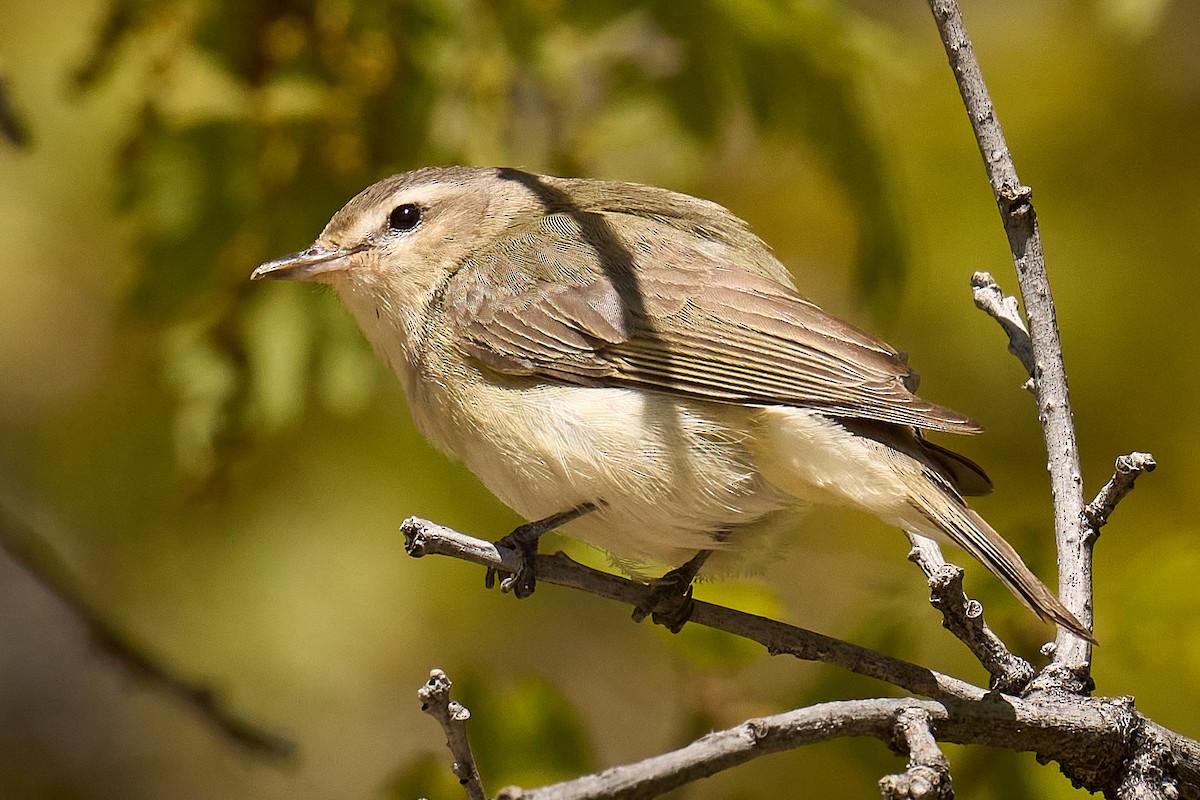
418, 669, 487, 800
970, 271, 1035, 378
880, 707, 953, 800
907, 534, 1035, 694
1085, 453, 1157, 533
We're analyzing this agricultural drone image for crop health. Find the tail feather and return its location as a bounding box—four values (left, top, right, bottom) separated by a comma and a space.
916, 435, 994, 497
909, 482, 1095, 644
761, 413, 1094, 643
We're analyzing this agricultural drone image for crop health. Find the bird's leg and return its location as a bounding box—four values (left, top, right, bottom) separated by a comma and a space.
486, 502, 599, 598
631, 548, 716, 633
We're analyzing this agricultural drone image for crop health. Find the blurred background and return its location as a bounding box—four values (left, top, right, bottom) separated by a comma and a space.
1, 0, 1198, 796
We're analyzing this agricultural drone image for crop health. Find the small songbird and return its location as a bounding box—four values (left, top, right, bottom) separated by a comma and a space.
252, 166, 1089, 640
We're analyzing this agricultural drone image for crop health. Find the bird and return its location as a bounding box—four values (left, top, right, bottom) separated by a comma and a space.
251, 165, 1090, 641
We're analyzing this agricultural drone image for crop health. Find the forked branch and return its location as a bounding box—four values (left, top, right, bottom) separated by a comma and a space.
879, 707, 953, 800
415, 671, 1199, 800
927, 0, 1094, 669
906, 534, 1034, 694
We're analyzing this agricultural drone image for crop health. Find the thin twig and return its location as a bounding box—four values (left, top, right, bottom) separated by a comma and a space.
906, 534, 1035, 694
402, 517, 986, 702
879, 707, 953, 799
970, 272, 1034, 384
0, 498, 293, 758
418, 669, 487, 800
927, 0, 1093, 670
1085, 453, 1157, 533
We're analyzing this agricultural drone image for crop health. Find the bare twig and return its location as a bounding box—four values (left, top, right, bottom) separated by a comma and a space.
879, 707, 953, 800
0, 499, 293, 759
970, 272, 1034, 384
402, 517, 986, 702
906, 534, 1035, 694
927, 0, 1093, 669
490, 693, 1197, 800
1085, 453, 1157, 533
419, 669, 486, 800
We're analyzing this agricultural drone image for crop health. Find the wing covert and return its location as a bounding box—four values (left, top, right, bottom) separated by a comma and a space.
442, 211, 980, 434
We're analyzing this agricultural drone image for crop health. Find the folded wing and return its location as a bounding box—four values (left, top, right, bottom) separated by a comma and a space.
444, 211, 981, 435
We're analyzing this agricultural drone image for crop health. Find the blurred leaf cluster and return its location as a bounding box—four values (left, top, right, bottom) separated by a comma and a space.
69, 0, 900, 486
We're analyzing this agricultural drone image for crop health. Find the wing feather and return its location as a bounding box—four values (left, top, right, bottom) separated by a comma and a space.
444, 211, 980, 433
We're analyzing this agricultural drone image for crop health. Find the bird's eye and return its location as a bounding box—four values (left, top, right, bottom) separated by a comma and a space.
388, 203, 421, 232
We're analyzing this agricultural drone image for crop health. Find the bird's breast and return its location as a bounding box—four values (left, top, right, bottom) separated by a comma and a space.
412, 363, 795, 568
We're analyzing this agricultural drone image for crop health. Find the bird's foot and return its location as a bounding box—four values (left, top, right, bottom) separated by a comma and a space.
486, 523, 542, 598
631, 550, 713, 633
485, 503, 599, 599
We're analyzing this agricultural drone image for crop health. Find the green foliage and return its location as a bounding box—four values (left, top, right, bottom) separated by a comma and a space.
68, 0, 901, 482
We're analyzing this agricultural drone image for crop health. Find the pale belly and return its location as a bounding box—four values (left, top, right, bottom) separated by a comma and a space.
415, 377, 798, 571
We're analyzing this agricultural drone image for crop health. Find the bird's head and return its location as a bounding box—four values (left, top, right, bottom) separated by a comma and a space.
251, 166, 545, 299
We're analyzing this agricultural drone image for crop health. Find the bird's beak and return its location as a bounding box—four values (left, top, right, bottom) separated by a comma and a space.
251, 243, 366, 282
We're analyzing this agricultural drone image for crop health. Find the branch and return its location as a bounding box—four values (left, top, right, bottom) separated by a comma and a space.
927, 0, 1093, 669
401, 520, 1200, 796
970, 272, 1034, 384
1119, 713, 1183, 800
419, 669, 486, 800
906, 534, 1035, 694
0, 498, 293, 759
401, 517, 986, 702
489, 694, 1197, 800
497, 698, 915, 800
879, 707, 953, 800
1085, 452, 1157, 533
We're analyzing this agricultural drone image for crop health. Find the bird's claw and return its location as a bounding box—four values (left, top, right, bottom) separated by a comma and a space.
485, 503, 601, 598
631, 548, 713, 632
632, 571, 697, 633
486, 529, 539, 598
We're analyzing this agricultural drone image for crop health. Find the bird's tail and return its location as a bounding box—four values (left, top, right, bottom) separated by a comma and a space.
906, 477, 1095, 644
755, 410, 1093, 643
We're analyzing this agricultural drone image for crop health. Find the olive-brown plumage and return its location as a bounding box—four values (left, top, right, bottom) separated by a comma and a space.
252, 165, 1090, 641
